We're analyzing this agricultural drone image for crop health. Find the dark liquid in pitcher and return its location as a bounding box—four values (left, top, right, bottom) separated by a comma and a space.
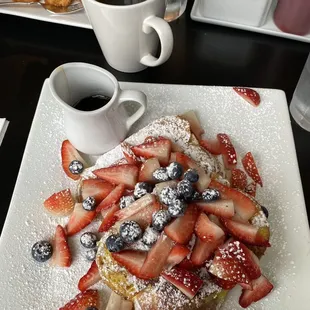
96, 0, 146, 5
74, 95, 111, 111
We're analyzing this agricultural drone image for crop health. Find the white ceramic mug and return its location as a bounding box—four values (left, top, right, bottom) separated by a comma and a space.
82, 0, 174, 73
49, 63, 147, 155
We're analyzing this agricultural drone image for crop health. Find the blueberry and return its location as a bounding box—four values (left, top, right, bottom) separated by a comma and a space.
80, 232, 97, 248
142, 227, 160, 246
167, 162, 183, 180
261, 206, 269, 218
159, 186, 178, 206
152, 209, 171, 231
186, 190, 201, 202
106, 234, 125, 252
153, 167, 170, 182
120, 221, 143, 244
168, 199, 187, 217
69, 160, 84, 175
82, 196, 96, 211
177, 180, 194, 199
31, 241, 53, 262
119, 195, 135, 209
85, 248, 97, 261
184, 169, 199, 183
86, 307, 98, 310
202, 188, 220, 202
134, 182, 153, 199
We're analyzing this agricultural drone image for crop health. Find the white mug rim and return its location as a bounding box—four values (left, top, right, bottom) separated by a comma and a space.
84, 0, 158, 9
49, 62, 119, 116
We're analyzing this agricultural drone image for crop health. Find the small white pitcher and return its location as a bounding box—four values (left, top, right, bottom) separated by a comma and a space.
49, 63, 147, 155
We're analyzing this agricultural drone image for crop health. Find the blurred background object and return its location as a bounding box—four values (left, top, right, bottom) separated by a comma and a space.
165, 0, 188, 21
274, 0, 310, 36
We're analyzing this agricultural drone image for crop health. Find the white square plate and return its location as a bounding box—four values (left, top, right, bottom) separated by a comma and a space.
0, 79, 310, 309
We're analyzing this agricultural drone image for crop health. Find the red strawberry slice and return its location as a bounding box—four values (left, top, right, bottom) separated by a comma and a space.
196, 199, 235, 219
155, 180, 178, 194
177, 258, 197, 271
231, 168, 247, 190
61, 140, 88, 181
121, 142, 141, 165
195, 213, 225, 242
115, 200, 162, 230
217, 134, 237, 170
59, 289, 100, 310
93, 164, 139, 189
220, 218, 270, 247
209, 180, 257, 221
213, 277, 237, 290
112, 250, 147, 279
132, 139, 172, 166
233, 87, 261, 107
98, 203, 120, 232
161, 267, 203, 299
164, 204, 200, 244
190, 236, 225, 266
200, 139, 222, 155
139, 234, 174, 279
179, 110, 205, 140
244, 182, 257, 197
138, 157, 160, 183
81, 179, 115, 204
242, 152, 263, 187
144, 136, 166, 143
114, 194, 155, 221
239, 275, 273, 308
66, 203, 96, 237
43, 189, 75, 216
51, 225, 71, 267
166, 244, 190, 270
96, 184, 125, 212
175, 152, 210, 192
169, 152, 177, 163
78, 261, 101, 291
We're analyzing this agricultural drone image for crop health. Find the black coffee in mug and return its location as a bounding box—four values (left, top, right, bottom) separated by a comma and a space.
74, 95, 111, 111
96, 0, 146, 4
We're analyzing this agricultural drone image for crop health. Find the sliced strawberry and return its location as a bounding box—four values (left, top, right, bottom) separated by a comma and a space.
208, 214, 225, 229
139, 234, 174, 279
242, 152, 263, 187
217, 134, 237, 170
66, 203, 96, 237
78, 261, 101, 291
144, 136, 166, 143
51, 225, 71, 267
244, 182, 257, 197
132, 139, 172, 166
114, 194, 155, 221
115, 199, 162, 230
138, 157, 160, 183
164, 204, 200, 244
177, 257, 197, 271
233, 87, 261, 107
166, 244, 190, 270
209, 180, 257, 221
121, 142, 141, 165
96, 184, 125, 212
171, 142, 183, 152
81, 179, 115, 204
196, 199, 234, 218
213, 277, 237, 290
112, 250, 147, 279
175, 152, 210, 192
169, 152, 177, 163
59, 289, 100, 310
162, 267, 203, 299
98, 203, 120, 232
155, 180, 178, 194
239, 275, 273, 308
220, 218, 270, 247
195, 213, 225, 242
93, 164, 139, 189
61, 140, 88, 181
43, 188, 75, 216
231, 168, 247, 190
179, 110, 205, 140
190, 236, 225, 266
200, 139, 221, 155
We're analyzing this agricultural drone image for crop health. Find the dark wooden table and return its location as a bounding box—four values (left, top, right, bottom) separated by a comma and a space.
0, 0, 310, 234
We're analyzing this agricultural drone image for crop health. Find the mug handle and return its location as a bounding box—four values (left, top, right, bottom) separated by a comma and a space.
118, 89, 147, 130
140, 15, 174, 67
